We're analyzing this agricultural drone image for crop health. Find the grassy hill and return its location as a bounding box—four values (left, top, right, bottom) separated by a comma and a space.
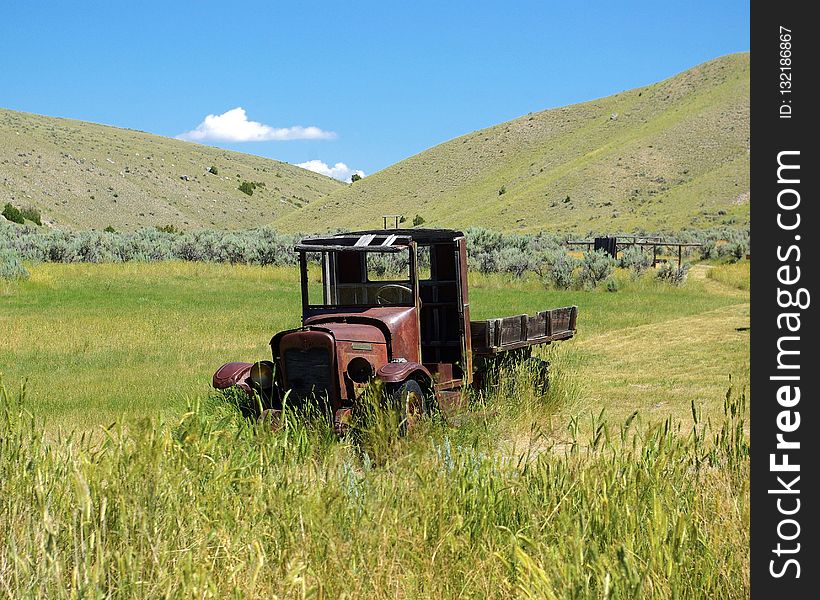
0, 109, 344, 230
275, 53, 749, 234
1, 54, 749, 235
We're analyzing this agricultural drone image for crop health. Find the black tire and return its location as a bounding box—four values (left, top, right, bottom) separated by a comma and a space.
525, 357, 550, 395
387, 379, 428, 436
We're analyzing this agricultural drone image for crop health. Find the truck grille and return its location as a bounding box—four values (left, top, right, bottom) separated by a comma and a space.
283, 347, 333, 405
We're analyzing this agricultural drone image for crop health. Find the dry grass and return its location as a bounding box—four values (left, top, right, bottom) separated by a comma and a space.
573, 302, 749, 425
707, 261, 750, 291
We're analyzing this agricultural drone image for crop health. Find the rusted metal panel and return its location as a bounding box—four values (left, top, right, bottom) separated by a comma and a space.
305, 306, 421, 363
376, 361, 432, 384
425, 362, 455, 384
456, 237, 473, 385
311, 322, 385, 344
212, 361, 253, 394
334, 339, 388, 401
436, 389, 468, 417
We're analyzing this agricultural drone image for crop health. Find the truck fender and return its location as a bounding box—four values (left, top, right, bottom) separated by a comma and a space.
376, 361, 433, 390
213, 361, 254, 395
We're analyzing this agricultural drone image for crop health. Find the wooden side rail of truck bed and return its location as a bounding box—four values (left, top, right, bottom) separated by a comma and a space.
470, 305, 578, 356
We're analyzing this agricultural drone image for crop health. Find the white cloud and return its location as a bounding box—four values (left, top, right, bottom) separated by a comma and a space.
176, 107, 336, 142
296, 160, 365, 182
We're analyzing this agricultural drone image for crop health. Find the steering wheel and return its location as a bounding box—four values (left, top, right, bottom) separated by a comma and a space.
376, 284, 413, 305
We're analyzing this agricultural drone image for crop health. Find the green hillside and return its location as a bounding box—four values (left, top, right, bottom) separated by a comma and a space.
275, 53, 749, 234
0, 109, 344, 230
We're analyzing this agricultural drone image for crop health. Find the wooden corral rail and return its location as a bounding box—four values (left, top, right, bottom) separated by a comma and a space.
566, 236, 702, 268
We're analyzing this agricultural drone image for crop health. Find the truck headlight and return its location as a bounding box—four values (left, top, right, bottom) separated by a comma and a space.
250, 361, 274, 391
347, 357, 373, 384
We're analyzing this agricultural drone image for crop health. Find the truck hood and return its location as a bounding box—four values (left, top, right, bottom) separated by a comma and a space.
307, 322, 386, 344
270, 321, 385, 353
303, 307, 419, 361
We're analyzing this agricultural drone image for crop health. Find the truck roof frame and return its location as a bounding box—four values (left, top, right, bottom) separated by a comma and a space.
296, 228, 466, 253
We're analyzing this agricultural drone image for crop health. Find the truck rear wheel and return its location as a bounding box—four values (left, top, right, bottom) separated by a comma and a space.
387, 379, 428, 436
525, 357, 550, 396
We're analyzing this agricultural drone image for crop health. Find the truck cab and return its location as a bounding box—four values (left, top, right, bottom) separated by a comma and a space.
286, 229, 472, 410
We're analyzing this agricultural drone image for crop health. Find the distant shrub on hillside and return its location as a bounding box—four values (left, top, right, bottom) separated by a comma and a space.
208, 165, 219, 175
20, 206, 42, 226
412, 214, 425, 226
2, 203, 25, 225
156, 224, 182, 235
238, 181, 256, 196
0, 223, 302, 268
671, 227, 749, 262
495, 245, 533, 278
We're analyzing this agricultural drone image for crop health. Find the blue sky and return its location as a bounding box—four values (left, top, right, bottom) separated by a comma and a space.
1, 1, 749, 180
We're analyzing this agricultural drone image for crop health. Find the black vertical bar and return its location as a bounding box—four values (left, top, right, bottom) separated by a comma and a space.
751, 1, 817, 596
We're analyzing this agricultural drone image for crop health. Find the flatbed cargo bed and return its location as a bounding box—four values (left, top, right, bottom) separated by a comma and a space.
470, 305, 578, 356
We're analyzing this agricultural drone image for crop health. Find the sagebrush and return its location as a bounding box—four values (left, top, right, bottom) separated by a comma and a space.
1, 222, 748, 281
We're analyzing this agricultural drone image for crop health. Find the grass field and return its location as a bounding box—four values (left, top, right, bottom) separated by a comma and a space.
0, 261, 750, 597
1, 262, 748, 428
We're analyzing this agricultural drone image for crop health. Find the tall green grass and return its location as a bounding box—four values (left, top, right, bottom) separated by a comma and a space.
1, 369, 749, 598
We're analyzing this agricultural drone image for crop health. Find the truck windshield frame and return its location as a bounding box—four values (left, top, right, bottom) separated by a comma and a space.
299, 245, 419, 310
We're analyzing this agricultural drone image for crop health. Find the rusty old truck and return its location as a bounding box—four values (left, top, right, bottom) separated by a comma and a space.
213, 229, 577, 432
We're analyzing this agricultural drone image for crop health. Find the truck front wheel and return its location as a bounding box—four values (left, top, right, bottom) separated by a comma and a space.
387, 379, 428, 436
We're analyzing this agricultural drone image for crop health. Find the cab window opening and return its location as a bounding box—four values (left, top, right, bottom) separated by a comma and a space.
303, 248, 415, 308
